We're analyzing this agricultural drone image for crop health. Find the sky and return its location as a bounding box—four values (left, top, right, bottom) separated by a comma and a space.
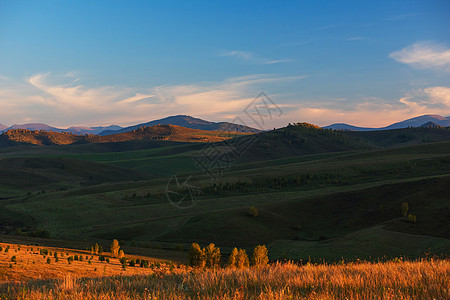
0, 0, 449, 129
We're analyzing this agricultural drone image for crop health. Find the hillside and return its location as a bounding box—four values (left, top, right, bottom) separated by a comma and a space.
0, 123, 122, 135
0, 125, 248, 147
99, 115, 260, 135
0, 137, 448, 262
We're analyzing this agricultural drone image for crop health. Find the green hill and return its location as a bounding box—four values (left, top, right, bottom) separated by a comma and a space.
0, 126, 448, 262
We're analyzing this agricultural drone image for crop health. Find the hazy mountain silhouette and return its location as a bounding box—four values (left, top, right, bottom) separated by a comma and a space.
99, 115, 260, 136
1, 123, 122, 134
324, 114, 450, 131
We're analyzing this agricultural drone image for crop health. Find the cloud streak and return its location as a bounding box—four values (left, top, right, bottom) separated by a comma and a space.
390, 42, 450, 72
220, 50, 292, 65
1, 71, 448, 129
0, 72, 304, 128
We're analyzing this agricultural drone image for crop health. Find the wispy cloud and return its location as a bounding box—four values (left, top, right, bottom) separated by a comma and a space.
0, 72, 304, 128
220, 50, 292, 65
390, 42, 450, 72
385, 13, 419, 21
281, 86, 450, 128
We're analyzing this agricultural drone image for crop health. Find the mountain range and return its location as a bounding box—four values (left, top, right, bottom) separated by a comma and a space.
324, 114, 450, 131
0, 123, 122, 135
1, 114, 449, 136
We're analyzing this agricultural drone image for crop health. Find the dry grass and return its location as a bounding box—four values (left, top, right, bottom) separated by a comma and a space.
0, 242, 182, 284
0, 243, 448, 300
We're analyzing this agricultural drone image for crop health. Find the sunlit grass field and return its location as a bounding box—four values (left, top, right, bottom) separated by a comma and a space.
1, 256, 448, 299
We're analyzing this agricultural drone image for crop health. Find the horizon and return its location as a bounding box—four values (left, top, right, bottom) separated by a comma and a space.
1, 1, 449, 129
0, 113, 450, 130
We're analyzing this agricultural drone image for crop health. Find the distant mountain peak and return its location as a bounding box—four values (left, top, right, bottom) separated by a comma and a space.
99, 115, 260, 136
324, 114, 450, 131
420, 121, 442, 128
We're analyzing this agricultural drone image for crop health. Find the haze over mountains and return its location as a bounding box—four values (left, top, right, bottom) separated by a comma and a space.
324, 114, 450, 131
1, 114, 449, 136
0, 123, 122, 135
99, 115, 261, 135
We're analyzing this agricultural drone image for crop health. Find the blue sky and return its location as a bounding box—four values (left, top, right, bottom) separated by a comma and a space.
0, 0, 449, 129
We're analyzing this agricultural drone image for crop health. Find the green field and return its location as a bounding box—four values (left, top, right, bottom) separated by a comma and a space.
0, 125, 449, 261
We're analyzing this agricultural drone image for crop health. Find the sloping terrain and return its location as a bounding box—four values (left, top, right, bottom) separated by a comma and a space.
0, 125, 247, 147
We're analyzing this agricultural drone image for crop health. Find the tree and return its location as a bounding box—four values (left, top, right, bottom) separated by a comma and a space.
236, 249, 249, 269
228, 247, 239, 268
205, 243, 221, 268
251, 245, 269, 267
401, 202, 409, 217
189, 243, 206, 268
118, 250, 125, 259
249, 206, 259, 217
94, 243, 99, 254
110, 239, 120, 258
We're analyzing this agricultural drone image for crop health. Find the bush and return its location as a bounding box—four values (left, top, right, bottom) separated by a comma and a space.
189, 243, 205, 268
99, 255, 106, 262
46, 257, 51, 264
251, 245, 269, 267
129, 259, 135, 267
249, 206, 259, 217
205, 243, 221, 268
118, 250, 125, 259
141, 260, 149, 268
11, 256, 17, 263
407, 214, 417, 223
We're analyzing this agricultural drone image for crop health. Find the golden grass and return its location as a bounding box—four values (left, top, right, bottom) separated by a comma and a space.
0, 241, 448, 299
0, 242, 182, 284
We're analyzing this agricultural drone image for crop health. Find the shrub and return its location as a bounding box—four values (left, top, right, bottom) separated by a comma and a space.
46, 257, 51, 264
251, 245, 269, 267
129, 259, 135, 267
205, 243, 221, 268
228, 247, 238, 268
110, 239, 120, 258
106, 258, 110, 263
99, 255, 106, 262
407, 214, 417, 223
11, 256, 17, 263
118, 250, 125, 259
236, 249, 250, 269
402, 202, 409, 217
249, 206, 259, 217
189, 243, 206, 268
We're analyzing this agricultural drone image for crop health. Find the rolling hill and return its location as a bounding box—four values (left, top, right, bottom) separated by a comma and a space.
0, 122, 448, 263
0, 123, 122, 135
99, 115, 260, 135
0, 125, 248, 147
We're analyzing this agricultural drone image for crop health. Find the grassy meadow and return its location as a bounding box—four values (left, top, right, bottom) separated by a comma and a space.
0, 256, 448, 299
0, 125, 449, 297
